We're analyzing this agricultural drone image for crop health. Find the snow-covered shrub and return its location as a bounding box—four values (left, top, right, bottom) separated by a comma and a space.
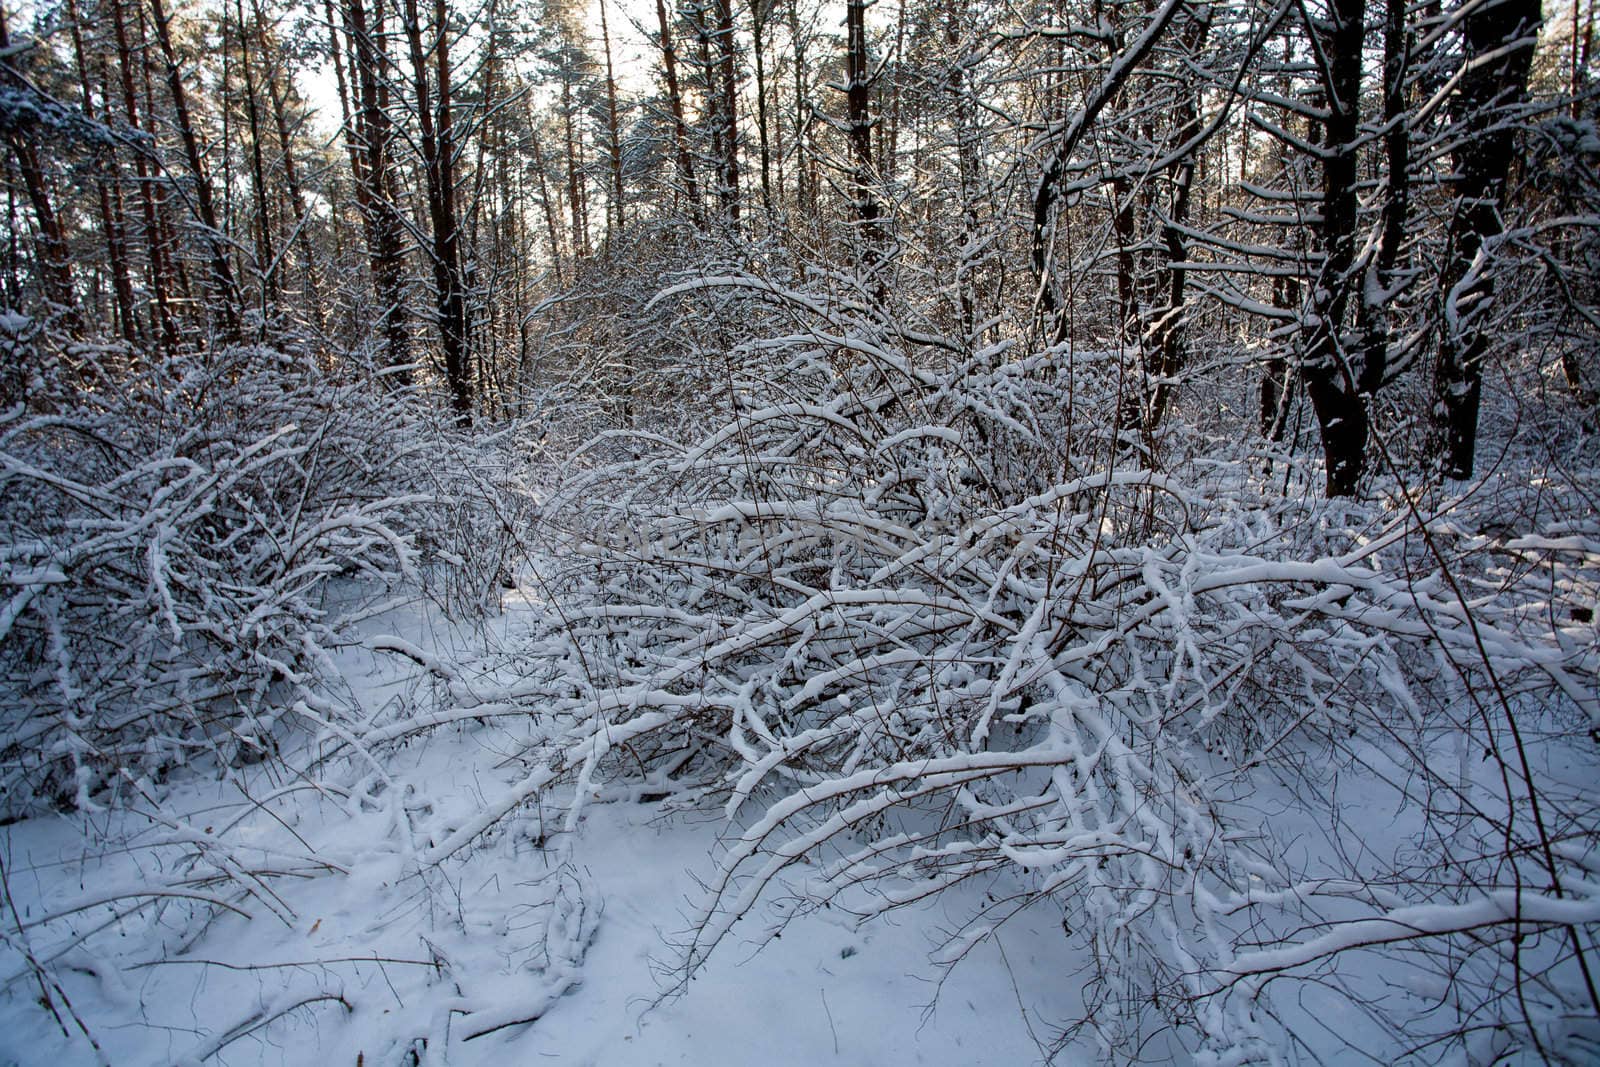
398, 272, 1600, 1063
0, 342, 441, 815
403, 420, 546, 618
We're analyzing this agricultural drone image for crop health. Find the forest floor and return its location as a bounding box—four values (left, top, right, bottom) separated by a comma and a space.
3, 385, 1592, 1065
0, 586, 1071, 1067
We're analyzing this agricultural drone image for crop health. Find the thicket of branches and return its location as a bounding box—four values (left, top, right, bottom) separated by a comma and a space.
0, 337, 533, 817
408, 271, 1592, 1063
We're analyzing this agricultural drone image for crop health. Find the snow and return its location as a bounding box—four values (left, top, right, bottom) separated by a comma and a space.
0, 793, 1064, 1067
3, 352, 1596, 1065
0, 597, 1074, 1067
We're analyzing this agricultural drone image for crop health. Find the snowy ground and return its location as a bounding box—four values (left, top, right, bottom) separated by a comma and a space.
0, 592, 1074, 1067
8, 517, 1592, 1066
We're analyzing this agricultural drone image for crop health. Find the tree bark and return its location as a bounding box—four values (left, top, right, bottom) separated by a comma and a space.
1430, 0, 1540, 479
67, 0, 137, 344
0, 8, 79, 334
1353, 0, 1412, 399
261, 44, 323, 325
234, 0, 278, 310
1142, 10, 1210, 432
149, 0, 242, 340
561, 75, 588, 258
528, 122, 565, 284
751, 0, 773, 218
112, 0, 178, 348
713, 0, 741, 225
655, 0, 704, 228
846, 0, 881, 258
344, 0, 413, 382
403, 0, 473, 421
598, 0, 627, 241
1301, 0, 1370, 496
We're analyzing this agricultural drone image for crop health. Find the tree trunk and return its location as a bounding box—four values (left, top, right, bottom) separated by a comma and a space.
1260, 275, 1300, 441
562, 76, 588, 258
113, 0, 178, 348
751, 0, 773, 218
787, 0, 812, 222
1301, 0, 1369, 496
235, 0, 278, 311
946, 3, 980, 334
655, 0, 704, 228
67, 0, 137, 344
0, 8, 78, 334
598, 0, 627, 241
1142, 10, 1210, 432
846, 0, 881, 251
1430, 0, 1540, 479
148, 0, 241, 340
345, 0, 412, 382
713, 0, 741, 226
4, 138, 77, 332
403, 0, 473, 422
1354, 0, 1412, 398
262, 49, 323, 326
140, 2, 197, 320
528, 123, 565, 284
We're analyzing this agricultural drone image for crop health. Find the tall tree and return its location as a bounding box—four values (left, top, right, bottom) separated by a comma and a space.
1431, 0, 1542, 478
111, 0, 179, 348
655, 0, 704, 226
341, 0, 412, 381
403, 0, 473, 420
149, 0, 242, 338
233, 0, 278, 310
707, 0, 741, 224
597, 0, 626, 240
845, 0, 881, 250
1299, 0, 1370, 496
66, 0, 137, 343
0, 7, 80, 334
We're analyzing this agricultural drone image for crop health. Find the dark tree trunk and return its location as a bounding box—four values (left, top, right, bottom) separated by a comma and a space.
946, 2, 981, 335
751, 0, 773, 218
113, 0, 178, 348
140, 3, 198, 321
149, 0, 242, 340
712, 0, 741, 226
1301, 0, 1370, 497
1261, 274, 1300, 441
1354, 0, 1412, 398
1430, 0, 1540, 479
403, 0, 473, 422
1111, 175, 1145, 444
654, 0, 704, 228
787, 0, 813, 221
528, 123, 565, 284
598, 0, 626, 240
1143, 10, 1210, 432
4, 138, 77, 332
234, 0, 277, 310
67, 0, 137, 344
262, 51, 323, 326
562, 77, 588, 259
845, 0, 880, 245
345, 0, 412, 382
0, 8, 79, 334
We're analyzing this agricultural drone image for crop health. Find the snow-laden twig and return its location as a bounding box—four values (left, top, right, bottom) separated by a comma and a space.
439, 276, 1600, 1063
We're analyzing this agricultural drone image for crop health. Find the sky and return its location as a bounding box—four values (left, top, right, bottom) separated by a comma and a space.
292, 0, 661, 139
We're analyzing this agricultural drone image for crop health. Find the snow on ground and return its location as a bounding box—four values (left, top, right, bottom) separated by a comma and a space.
0, 592, 1074, 1067
501, 802, 1066, 1067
